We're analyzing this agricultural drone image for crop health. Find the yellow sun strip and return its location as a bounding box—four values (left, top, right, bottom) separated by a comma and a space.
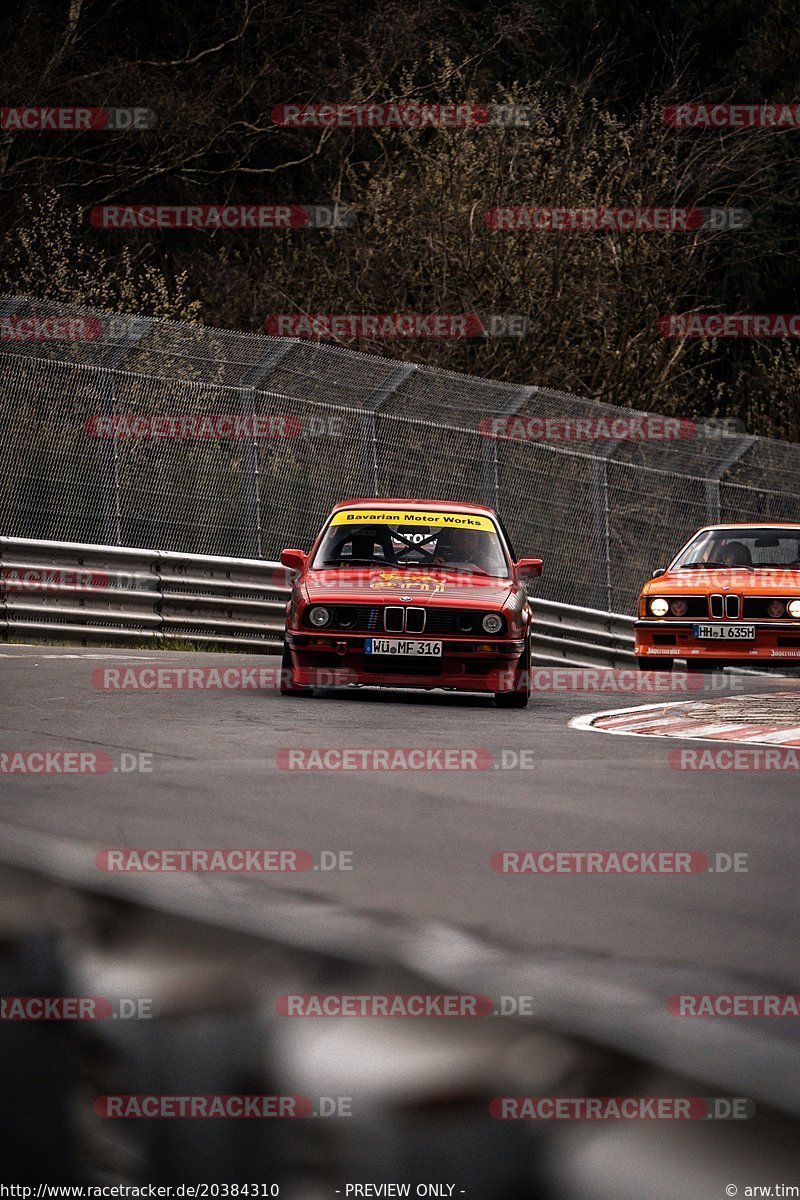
330, 509, 495, 530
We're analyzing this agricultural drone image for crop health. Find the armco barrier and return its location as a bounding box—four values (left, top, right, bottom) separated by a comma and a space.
0, 535, 636, 664
0, 536, 287, 650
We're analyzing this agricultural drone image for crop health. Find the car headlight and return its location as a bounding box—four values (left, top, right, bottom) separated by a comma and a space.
649, 598, 669, 617
482, 613, 503, 634
670, 599, 688, 617
788, 599, 800, 618
768, 600, 786, 618
308, 606, 331, 627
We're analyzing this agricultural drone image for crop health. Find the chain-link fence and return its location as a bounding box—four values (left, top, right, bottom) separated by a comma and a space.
3, 294, 800, 613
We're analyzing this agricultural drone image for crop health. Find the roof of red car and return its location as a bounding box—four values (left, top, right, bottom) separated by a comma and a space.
332, 498, 498, 515
698, 522, 800, 530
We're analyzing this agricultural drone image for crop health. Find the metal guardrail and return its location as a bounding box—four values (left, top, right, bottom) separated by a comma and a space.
0, 536, 289, 650
529, 596, 637, 667
2, 535, 783, 674
0, 536, 638, 664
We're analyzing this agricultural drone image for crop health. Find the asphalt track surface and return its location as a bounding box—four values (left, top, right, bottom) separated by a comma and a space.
2, 644, 799, 1021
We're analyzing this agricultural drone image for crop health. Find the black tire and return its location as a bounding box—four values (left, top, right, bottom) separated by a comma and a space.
495, 635, 531, 708
279, 642, 313, 696
637, 657, 673, 672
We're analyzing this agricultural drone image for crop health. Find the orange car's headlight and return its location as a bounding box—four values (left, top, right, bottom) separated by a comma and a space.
649, 598, 669, 617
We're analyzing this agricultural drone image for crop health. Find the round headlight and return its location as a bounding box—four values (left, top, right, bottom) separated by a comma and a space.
670, 599, 688, 617
768, 600, 786, 618
788, 599, 800, 618
456, 614, 475, 633
650, 598, 669, 617
482, 613, 503, 634
309, 606, 330, 627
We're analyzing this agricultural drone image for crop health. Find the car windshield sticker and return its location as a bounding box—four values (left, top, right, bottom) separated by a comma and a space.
330, 509, 495, 531
368, 571, 446, 592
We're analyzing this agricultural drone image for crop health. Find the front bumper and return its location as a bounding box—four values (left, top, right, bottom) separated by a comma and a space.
634, 619, 800, 662
285, 631, 527, 691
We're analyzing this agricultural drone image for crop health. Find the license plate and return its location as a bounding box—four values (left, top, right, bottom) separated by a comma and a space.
365, 638, 442, 657
693, 624, 756, 640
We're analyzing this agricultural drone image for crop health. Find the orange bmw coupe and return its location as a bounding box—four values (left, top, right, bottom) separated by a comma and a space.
635, 523, 800, 670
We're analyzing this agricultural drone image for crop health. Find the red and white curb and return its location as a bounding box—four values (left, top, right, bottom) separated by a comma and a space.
570, 701, 800, 746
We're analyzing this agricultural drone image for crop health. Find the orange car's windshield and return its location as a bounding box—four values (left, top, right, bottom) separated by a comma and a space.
312, 515, 510, 577
673, 528, 800, 570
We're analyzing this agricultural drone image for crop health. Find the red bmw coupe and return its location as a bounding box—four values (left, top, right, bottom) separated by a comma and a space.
278, 498, 543, 706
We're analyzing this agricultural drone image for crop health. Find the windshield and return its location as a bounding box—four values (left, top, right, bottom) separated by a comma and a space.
311, 508, 511, 577
672, 527, 800, 569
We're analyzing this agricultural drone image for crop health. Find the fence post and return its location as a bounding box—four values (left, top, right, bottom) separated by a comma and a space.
96, 318, 151, 544
360, 364, 417, 496
590, 437, 622, 611
704, 433, 757, 523
238, 341, 296, 558
481, 385, 537, 509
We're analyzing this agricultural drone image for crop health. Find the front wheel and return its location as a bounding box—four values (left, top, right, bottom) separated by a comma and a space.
279, 641, 314, 696
495, 635, 531, 709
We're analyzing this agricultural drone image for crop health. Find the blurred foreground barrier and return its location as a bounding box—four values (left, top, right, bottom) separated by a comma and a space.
1, 829, 800, 1194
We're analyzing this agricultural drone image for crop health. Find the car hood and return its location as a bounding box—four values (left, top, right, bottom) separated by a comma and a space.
303, 566, 515, 607
643, 567, 800, 594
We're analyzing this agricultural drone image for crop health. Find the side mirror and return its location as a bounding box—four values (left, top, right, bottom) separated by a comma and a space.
515, 557, 543, 579
280, 548, 308, 573
651, 568, 665, 578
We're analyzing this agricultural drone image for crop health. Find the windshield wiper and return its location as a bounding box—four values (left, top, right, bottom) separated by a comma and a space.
321, 557, 386, 566
678, 561, 752, 570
